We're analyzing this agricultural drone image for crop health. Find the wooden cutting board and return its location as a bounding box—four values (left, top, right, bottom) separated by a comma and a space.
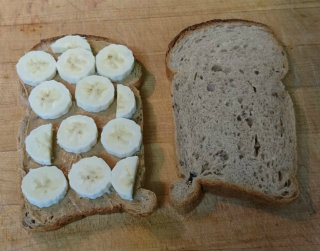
1, 0, 320, 250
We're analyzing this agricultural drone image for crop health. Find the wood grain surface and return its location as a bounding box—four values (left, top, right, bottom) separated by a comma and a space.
1, 0, 320, 250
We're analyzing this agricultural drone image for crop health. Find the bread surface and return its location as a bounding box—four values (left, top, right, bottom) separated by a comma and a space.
18, 35, 157, 231
166, 19, 298, 212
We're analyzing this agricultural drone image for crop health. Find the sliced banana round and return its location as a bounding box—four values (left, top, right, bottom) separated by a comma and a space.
25, 124, 52, 165
68, 156, 112, 199
96, 44, 134, 82
101, 118, 142, 158
16, 51, 56, 86
116, 84, 136, 119
21, 166, 68, 208
111, 156, 138, 200
57, 115, 98, 154
57, 48, 95, 84
50, 35, 91, 54
28, 80, 72, 119
75, 75, 115, 113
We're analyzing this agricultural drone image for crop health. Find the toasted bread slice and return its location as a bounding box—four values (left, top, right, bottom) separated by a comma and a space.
17, 35, 156, 231
166, 20, 298, 212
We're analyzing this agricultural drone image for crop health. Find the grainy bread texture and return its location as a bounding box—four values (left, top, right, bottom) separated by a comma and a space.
17, 35, 157, 231
166, 19, 298, 212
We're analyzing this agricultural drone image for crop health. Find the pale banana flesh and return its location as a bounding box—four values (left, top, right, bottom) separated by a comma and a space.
21, 166, 68, 208
57, 115, 98, 154
96, 44, 134, 82
116, 84, 136, 119
25, 124, 52, 165
57, 48, 95, 84
50, 35, 91, 54
111, 156, 139, 200
28, 80, 72, 119
101, 118, 142, 158
68, 156, 112, 199
19, 36, 143, 207
16, 51, 57, 86
75, 75, 115, 113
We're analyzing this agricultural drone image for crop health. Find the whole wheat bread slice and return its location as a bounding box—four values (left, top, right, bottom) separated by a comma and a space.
166, 19, 298, 212
17, 35, 157, 231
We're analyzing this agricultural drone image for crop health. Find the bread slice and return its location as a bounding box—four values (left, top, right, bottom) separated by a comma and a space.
17, 35, 157, 231
166, 19, 298, 212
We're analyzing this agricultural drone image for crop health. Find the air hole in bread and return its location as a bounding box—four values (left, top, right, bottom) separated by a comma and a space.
243, 44, 248, 48
213, 171, 222, 176
284, 179, 291, 187
200, 75, 203, 80
239, 154, 244, 159
246, 118, 253, 127
192, 152, 199, 160
281, 191, 289, 196
31, 219, 35, 224
186, 171, 198, 185
254, 70, 259, 75
211, 65, 223, 72
233, 45, 239, 50
254, 135, 260, 156
194, 72, 198, 80
215, 150, 228, 161
180, 57, 184, 61
272, 92, 279, 98
239, 69, 244, 74
237, 115, 241, 121
278, 171, 283, 181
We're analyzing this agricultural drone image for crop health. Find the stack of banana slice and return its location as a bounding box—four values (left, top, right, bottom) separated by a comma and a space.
17, 35, 143, 208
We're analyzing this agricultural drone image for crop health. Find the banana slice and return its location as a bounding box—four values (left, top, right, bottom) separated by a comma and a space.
25, 124, 52, 165
111, 156, 138, 200
16, 51, 56, 86
75, 75, 115, 113
68, 156, 112, 199
57, 115, 98, 154
101, 118, 142, 158
57, 48, 95, 84
96, 44, 134, 82
21, 166, 68, 208
50, 35, 91, 54
116, 84, 136, 119
28, 80, 72, 119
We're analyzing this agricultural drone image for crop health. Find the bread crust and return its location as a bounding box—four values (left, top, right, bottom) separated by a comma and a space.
17, 34, 156, 231
165, 19, 299, 212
